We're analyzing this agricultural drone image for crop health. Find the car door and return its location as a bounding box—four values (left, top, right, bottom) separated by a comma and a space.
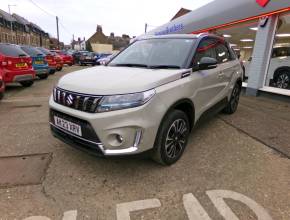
215, 41, 238, 98
191, 38, 224, 116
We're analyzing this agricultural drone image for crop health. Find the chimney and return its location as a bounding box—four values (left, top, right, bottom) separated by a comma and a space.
96, 25, 103, 33
110, 32, 114, 38
122, 34, 129, 39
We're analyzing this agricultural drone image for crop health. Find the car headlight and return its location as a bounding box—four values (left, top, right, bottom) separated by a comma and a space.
96, 89, 155, 112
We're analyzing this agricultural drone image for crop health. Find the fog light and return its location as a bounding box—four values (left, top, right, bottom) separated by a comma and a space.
116, 134, 123, 143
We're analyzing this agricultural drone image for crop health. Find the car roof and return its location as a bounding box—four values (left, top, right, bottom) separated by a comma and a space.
138, 33, 225, 41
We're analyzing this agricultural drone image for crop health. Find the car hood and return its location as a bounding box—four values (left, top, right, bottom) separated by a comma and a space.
57, 66, 188, 95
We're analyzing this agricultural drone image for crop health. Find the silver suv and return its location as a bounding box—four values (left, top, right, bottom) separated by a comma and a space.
49, 34, 243, 165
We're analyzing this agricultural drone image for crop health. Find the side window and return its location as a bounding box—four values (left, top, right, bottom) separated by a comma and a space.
193, 39, 217, 67
216, 43, 231, 63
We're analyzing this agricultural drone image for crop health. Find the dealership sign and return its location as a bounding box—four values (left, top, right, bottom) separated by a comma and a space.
145, 0, 290, 37
256, 0, 270, 7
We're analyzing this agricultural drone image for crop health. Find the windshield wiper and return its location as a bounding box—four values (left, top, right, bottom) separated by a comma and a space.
112, 63, 148, 68
148, 65, 181, 69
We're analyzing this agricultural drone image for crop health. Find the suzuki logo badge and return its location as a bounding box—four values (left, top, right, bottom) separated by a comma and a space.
256, 0, 270, 7
66, 94, 74, 106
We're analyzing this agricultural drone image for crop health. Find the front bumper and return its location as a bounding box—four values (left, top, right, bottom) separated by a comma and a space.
49, 95, 166, 156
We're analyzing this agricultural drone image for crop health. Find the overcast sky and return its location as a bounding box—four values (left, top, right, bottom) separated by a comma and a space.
0, 0, 213, 44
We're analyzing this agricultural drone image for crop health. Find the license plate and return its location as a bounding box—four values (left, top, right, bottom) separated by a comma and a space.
86, 56, 91, 59
16, 63, 27, 67
34, 61, 44, 64
54, 116, 82, 136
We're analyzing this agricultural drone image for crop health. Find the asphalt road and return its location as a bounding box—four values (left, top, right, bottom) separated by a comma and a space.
0, 66, 289, 220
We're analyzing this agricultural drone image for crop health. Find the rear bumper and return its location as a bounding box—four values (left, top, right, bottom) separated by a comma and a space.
35, 68, 49, 76
3, 69, 36, 83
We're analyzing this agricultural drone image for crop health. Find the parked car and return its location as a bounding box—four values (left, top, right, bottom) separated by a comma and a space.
79, 52, 97, 66
51, 52, 64, 71
51, 50, 73, 66
98, 53, 116, 65
244, 47, 290, 89
0, 68, 5, 99
19, 45, 49, 79
37, 47, 57, 74
95, 53, 112, 65
0, 43, 35, 87
72, 51, 89, 64
49, 34, 243, 165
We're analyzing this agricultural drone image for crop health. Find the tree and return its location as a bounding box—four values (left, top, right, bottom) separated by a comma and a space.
86, 41, 93, 52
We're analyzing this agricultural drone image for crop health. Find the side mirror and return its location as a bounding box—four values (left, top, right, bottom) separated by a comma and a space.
198, 57, 218, 70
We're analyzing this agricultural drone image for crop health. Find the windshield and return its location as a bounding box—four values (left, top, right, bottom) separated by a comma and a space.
21, 46, 44, 57
0, 44, 28, 57
109, 38, 195, 68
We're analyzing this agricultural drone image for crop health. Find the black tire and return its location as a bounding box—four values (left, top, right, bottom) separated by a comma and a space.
151, 110, 190, 165
222, 83, 241, 114
274, 71, 290, 89
49, 69, 56, 75
0, 92, 4, 100
38, 74, 49, 80
68, 63, 73, 66
20, 80, 34, 87
57, 67, 62, 71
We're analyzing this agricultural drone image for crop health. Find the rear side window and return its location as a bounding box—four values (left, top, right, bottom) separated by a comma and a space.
0, 44, 28, 57
216, 43, 231, 63
193, 39, 218, 66
20, 46, 43, 57
38, 47, 51, 55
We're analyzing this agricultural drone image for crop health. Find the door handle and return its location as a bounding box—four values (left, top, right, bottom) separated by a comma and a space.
218, 72, 224, 78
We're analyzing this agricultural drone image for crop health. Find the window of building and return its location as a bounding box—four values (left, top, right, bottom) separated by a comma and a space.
215, 19, 259, 82
265, 12, 290, 91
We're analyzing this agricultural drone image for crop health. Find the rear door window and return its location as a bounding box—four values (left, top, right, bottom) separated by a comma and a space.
0, 44, 28, 57
20, 46, 43, 57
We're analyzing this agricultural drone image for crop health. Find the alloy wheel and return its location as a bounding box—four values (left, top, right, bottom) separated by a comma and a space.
276, 73, 289, 89
230, 85, 240, 112
165, 119, 188, 159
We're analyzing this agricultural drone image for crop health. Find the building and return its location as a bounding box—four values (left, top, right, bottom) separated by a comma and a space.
72, 37, 86, 51
171, 8, 191, 21
87, 25, 130, 53
145, 0, 290, 97
49, 37, 64, 50
0, 9, 50, 48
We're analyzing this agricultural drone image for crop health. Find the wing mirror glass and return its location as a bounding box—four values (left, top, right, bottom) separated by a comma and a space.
198, 57, 218, 70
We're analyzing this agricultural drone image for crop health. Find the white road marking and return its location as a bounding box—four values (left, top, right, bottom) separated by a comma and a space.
206, 190, 273, 220
62, 210, 78, 220
183, 193, 212, 220
116, 199, 161, 220
23, 217, 51, 220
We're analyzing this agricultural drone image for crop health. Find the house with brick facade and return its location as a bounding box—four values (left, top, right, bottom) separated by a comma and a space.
0, 9, 50, 48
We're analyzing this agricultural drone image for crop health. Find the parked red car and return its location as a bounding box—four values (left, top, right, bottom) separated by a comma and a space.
51, 50, 73, 66
0, 43, 35, 87
37, 47, 57, 74
0, 68, 5, 99
53, 53, 64, 71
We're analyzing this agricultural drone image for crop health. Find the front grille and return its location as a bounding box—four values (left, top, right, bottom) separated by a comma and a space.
53, 87, 102, 113
50, 109, 101, 143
